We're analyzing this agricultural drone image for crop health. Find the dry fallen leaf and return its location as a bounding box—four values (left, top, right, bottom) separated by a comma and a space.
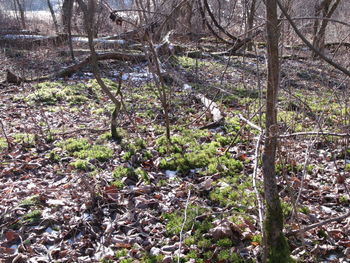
0, 246, 15, 254
338, 240, 350, 248
114, 242, 132, 249
5, 230, 20, 243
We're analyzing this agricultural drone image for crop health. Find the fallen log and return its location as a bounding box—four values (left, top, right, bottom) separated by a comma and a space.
49, 52, 147, 79
4, 52, 147, 83
0, 34, 68, 48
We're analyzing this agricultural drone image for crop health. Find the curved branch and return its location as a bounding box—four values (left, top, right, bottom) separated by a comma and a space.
277, 0, 350, 77
282, 16, 350, 27
197, 0, 232, 44
202, 0, 240, 42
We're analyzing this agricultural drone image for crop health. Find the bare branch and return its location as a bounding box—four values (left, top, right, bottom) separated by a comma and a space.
287, 210, 350, 237
276, 0, 350, 77
279, 131, 350, 138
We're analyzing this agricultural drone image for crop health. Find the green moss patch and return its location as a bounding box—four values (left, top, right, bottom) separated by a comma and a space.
59, 138, 114, 171
20, 79, 119, 106
13, 133, 36, 147
19, 195, 41, 208
209, 174, 254, 208
163, 205, 250, 262
157, 127, 242, 176
70, 159, 91, 171
74, 145, 113, 161
11, 209, 42, 229
163, 205, 211, 236
0, 137, 7, 151
22, 210, 42, 225
174, 56, 222, 71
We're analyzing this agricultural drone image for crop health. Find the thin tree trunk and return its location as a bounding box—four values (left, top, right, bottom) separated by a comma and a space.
263, 0, 292, 262
76, 0, 122, 141
15, 0, 26, 29
62, 0, 75, 61
312, 0, 341, 57
247, 0, 257, 51
47, 0, 59, 34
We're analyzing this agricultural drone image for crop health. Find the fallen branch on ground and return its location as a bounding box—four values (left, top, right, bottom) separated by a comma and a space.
238, 114, 263, 132
286, 210, 350, 237
5, 52, 147, 83
279, 131, 350, 138
196, 94, 223, 122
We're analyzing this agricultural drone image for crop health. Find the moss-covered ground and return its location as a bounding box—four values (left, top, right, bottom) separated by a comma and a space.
0, 44, 349, 263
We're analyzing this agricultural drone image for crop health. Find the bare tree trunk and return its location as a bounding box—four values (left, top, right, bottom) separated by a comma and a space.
15, 0, 26, 29
312, 0, 341, 57
62, 0, 75, 61
263, 0, 292, 262
182, 0, 194, 33
47, 0, 59, 34
246, 0, 257, 51
76, 0, 122, 141
147, 40, 172, 141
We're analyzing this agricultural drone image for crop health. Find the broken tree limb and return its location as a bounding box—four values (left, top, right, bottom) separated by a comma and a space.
286, 210, 350, 237
212, 30, 263, 56
55, 52, 146, 75
0, 34, 68, 48
279, 131, 350, 138
195, 93, 224, 125
238, 113, 263, 132
325, 42, 350, 49
27, 52, 145, 82
156, 30, 186, 57
6, 51, 146, 83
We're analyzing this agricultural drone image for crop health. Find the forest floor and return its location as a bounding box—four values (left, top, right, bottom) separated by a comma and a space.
0, 40, 349, 263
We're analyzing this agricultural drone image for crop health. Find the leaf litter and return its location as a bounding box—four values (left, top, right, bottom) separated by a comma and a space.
0, 46, 349, 263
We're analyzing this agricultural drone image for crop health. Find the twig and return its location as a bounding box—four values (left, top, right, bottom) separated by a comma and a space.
252, 133, 264, 231
279, 131, 350, 138
224, 106, 264, 154
238, 113, 263, 132
276, 0, 350, 77
286, 210, 350, 237
280, 16, 350, 28
295, 138, 317, 206
177, 189, 191, 263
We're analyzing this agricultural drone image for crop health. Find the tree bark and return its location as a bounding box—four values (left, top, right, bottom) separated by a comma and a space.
246, 0, 257, 51
62, 0, 75, 61
76, 0, 122, 141
263, 0, 292, 262
312, 0, 341, 57
47, 0, 59, 34
14, 0, 26, 29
